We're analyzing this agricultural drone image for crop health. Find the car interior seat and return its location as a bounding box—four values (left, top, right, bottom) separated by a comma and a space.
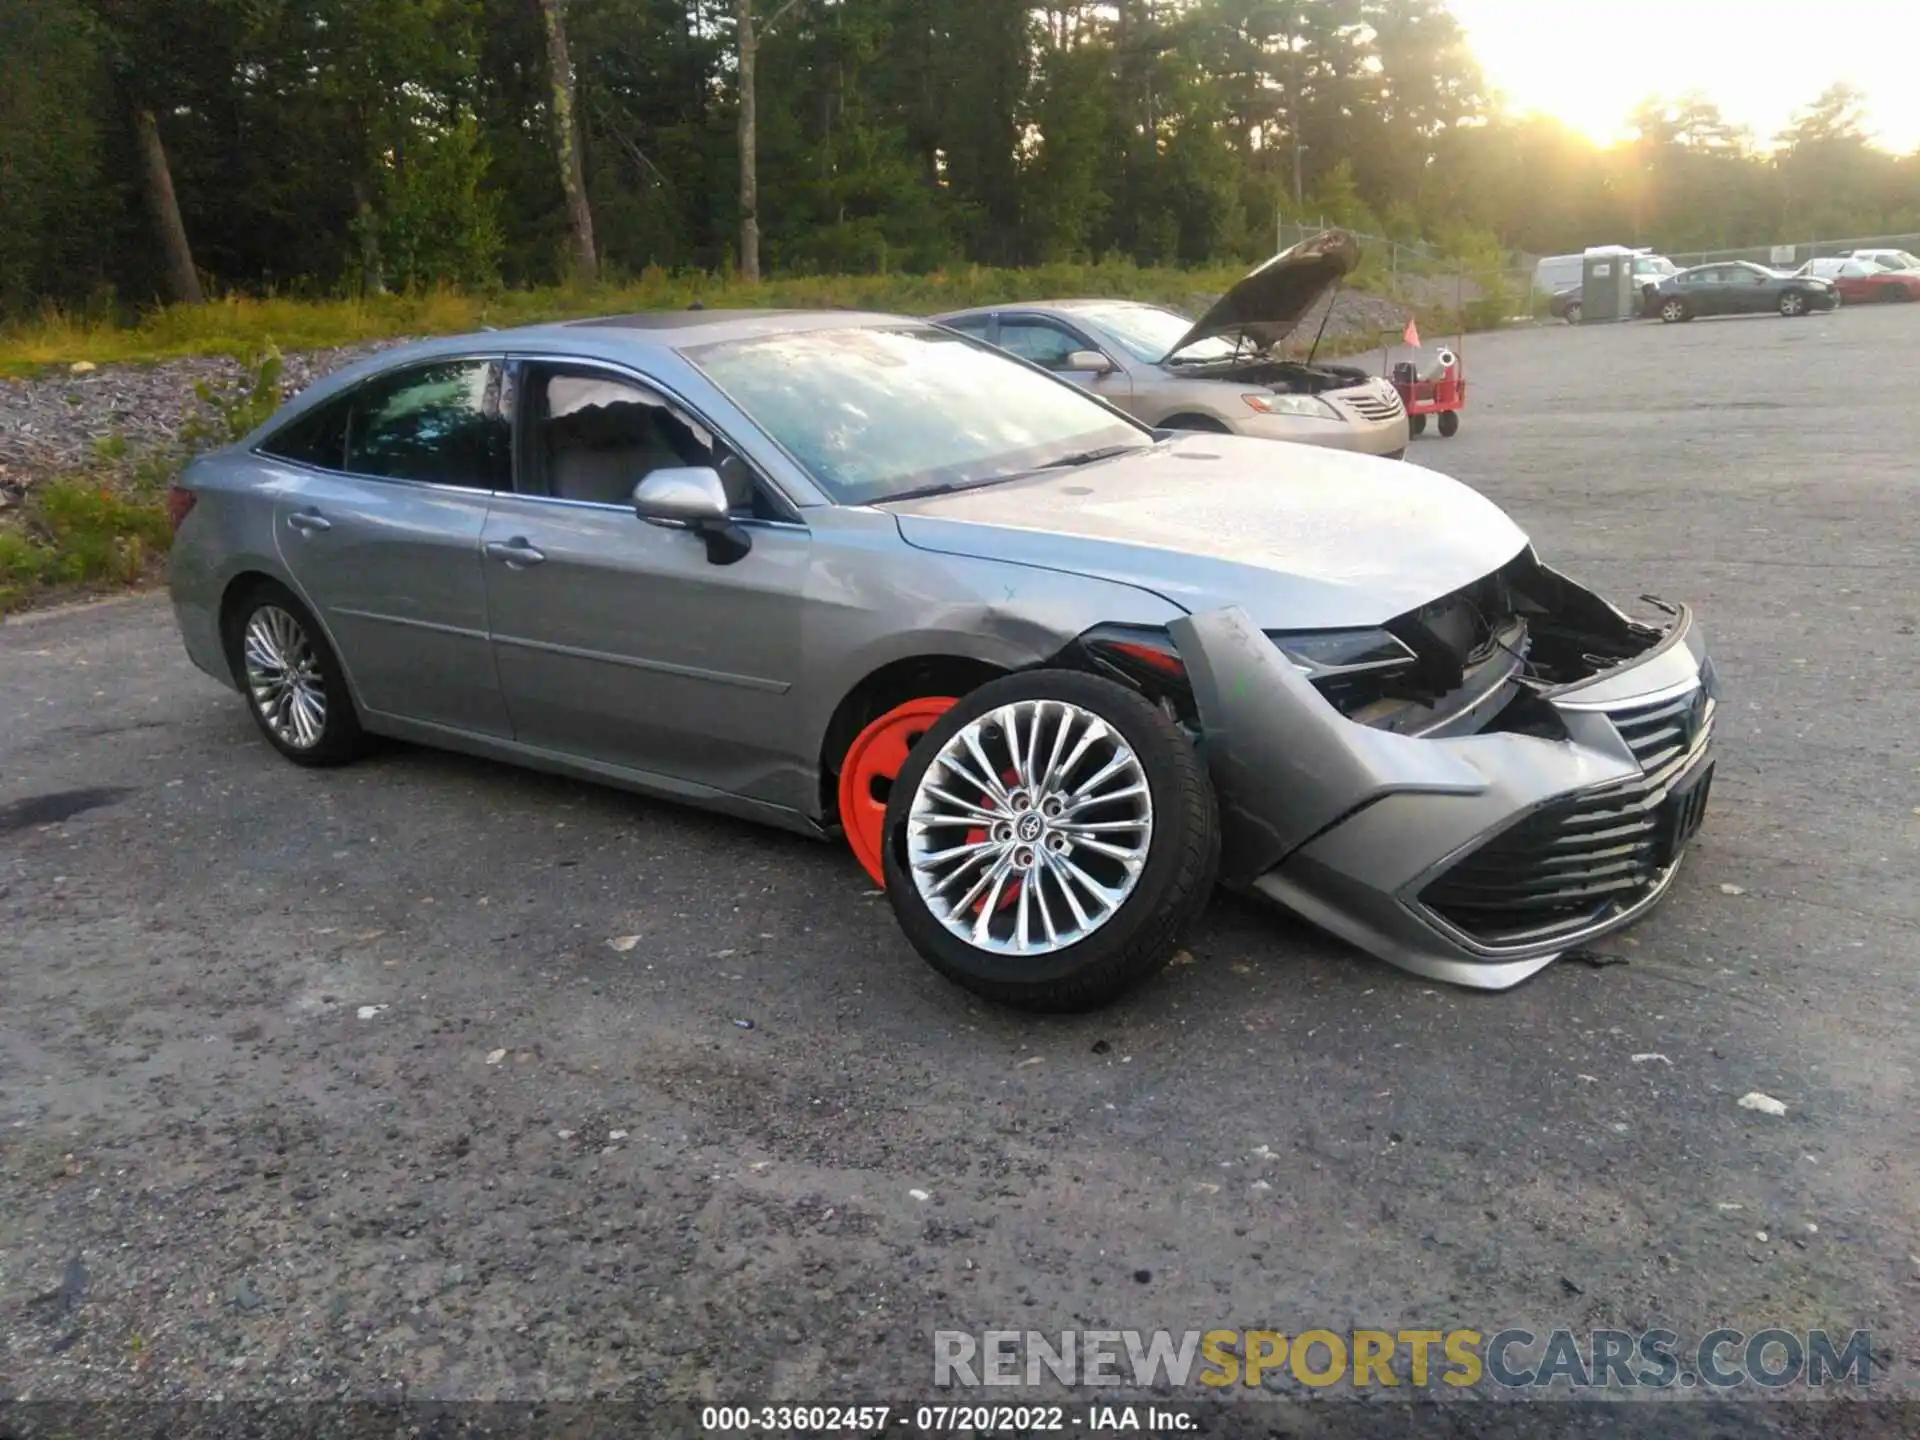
546, 398, 686, 506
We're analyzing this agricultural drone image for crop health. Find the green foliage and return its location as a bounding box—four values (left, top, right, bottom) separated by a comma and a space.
186, 346, 286, 446
378, 110, 505, 291
4, 0, 1916, 316
0, 478, 170, 613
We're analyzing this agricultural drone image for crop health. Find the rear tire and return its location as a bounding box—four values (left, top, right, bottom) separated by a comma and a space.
880, 670, 1219, 1013
1564, 301, 1582, 325
1659, 298, 1689, 324
1409, 413, 1428, 437
222, 580, 366, 767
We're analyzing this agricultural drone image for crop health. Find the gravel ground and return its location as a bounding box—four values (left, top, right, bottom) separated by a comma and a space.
0, 344, 404, 503
2, 304, 1916, 1436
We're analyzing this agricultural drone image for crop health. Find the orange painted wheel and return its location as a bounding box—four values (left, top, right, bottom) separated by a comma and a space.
839, 696, 957, 887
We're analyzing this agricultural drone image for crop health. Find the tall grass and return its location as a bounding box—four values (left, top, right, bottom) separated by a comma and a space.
0, 264, 1284, 374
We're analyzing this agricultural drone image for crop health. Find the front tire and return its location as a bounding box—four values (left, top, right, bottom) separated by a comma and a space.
880, 671, 1219, 1013
1564, 301, 1582, 325
223, 580, 366, 767
1436, 410, 1460, 438
1161, 413, 1231, 434
1409, 413, 1428, 437
1779, 290, 1809, 317
1659, 298, 1689, 324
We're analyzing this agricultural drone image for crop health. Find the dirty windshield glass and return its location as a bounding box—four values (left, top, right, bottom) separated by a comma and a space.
1074, 303, 1238, 365
686, 326, 1150, 504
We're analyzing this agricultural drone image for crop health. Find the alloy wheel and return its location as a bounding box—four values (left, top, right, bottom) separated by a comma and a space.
242, 604, 328, 749
906, 699, 1153, 955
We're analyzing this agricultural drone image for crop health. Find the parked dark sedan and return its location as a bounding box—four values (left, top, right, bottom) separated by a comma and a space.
1651, 261, 1838, 323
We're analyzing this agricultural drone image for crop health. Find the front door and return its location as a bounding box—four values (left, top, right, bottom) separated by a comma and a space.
265, 357, 513, 736
479, 362, 810, 806
995, 317, 1136, 412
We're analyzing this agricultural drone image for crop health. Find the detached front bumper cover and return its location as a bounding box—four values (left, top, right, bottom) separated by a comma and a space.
1170, 595, 1717, 991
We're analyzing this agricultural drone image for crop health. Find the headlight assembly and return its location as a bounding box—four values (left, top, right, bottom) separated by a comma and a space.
1243, 392, 1344, 421
1265, 628, 1420, 679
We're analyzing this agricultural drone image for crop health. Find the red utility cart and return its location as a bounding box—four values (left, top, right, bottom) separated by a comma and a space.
1389, 353, 1466, 438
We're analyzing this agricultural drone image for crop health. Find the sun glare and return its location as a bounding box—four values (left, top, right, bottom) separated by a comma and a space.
1447, 0, 1920, 152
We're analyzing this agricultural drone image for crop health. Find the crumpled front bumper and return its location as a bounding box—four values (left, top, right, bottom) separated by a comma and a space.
1169, 602, 1718, 990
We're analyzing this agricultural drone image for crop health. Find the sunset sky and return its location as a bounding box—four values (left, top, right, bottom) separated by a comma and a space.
1446, 0, 1920, 152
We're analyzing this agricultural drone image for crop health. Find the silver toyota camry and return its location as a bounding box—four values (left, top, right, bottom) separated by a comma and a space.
167, 306, 1718, 1012
933, 231, 1411, 458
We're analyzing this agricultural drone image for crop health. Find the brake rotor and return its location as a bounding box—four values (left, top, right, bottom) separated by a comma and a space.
838, 696, 956, 888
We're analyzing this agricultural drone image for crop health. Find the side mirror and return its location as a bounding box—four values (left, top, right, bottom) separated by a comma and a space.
1066, 349, 1115, 374
632, 466, 751, 565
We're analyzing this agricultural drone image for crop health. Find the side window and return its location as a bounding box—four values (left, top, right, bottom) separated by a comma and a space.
997, 319, 1086, 371
260, 393, 352, 470
940, 314, 993, 339
346, 359, 512, 489
524, 365, 776, 519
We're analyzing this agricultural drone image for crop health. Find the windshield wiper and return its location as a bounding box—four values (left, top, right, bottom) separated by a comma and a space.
1035, 443, 1148, 470
880, 479, 982, 503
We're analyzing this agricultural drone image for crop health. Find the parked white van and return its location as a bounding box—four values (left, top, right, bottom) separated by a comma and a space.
1533, 248, 1678, 307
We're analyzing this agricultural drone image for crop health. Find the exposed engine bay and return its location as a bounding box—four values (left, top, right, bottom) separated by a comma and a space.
1169, 353, 1374, 395
1071, 548, 1677, 742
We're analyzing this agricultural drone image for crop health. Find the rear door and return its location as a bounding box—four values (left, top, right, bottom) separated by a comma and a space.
478, 359, 810, 804
265, 357, 513, 735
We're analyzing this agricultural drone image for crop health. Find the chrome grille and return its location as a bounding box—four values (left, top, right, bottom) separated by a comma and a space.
1340, 387, 1404, 422
1418, 687, 1714, 948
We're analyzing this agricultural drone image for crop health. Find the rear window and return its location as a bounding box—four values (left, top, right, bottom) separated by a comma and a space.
260, 394, 351, 469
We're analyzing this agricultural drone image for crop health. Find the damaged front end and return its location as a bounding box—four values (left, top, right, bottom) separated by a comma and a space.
1074, 548, 1719, 990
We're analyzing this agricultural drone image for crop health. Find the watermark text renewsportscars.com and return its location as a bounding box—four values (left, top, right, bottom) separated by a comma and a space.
933, 1328, 1875, 1391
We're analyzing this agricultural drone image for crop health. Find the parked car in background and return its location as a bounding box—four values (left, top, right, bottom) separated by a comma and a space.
1808, 256, 1920, 304
934, 232, 1409, 459
1838, 248, 1920, 272
166, 307, 1717, 1010
1548, 285, 1584, 323
1651, 262, 1838, 322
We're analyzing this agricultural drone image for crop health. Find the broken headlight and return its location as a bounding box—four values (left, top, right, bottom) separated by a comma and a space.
1267, 628, 1420, 679
1266, 628, 1425, 721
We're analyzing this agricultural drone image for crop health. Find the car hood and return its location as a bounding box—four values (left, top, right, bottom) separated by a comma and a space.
1162, 230, 1358, 359
880, 436, 1529, 630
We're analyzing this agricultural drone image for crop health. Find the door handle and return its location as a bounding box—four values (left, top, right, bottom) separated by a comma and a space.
485, 537, 546, 568
287, 509, 331, 534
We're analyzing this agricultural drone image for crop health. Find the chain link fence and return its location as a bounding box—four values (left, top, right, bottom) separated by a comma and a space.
1666, 232, 1920, 270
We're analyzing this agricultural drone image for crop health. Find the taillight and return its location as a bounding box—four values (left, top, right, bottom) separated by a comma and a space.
166, 484, 197, 533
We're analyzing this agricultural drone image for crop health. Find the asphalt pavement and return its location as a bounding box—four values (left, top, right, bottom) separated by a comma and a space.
2, 304, 1917, 1433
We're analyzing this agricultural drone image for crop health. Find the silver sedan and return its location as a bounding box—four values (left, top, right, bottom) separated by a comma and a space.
168, 308, 1717, 1011
934, 232, 1410, 458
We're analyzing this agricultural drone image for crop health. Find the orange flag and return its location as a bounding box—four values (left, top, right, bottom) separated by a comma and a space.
1403, 317, 1421, 349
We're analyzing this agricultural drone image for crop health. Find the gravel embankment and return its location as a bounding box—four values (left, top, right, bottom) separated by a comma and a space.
0, 344, 406, 504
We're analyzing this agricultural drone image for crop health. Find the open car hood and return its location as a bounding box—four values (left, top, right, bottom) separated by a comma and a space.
1162, 229, 1358, 360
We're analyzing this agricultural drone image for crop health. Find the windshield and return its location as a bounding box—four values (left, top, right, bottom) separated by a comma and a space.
686, 325, 1151, 505
1069, 303, 1240, 365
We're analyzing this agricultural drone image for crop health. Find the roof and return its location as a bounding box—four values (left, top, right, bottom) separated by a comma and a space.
934, 298, 1167, 321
